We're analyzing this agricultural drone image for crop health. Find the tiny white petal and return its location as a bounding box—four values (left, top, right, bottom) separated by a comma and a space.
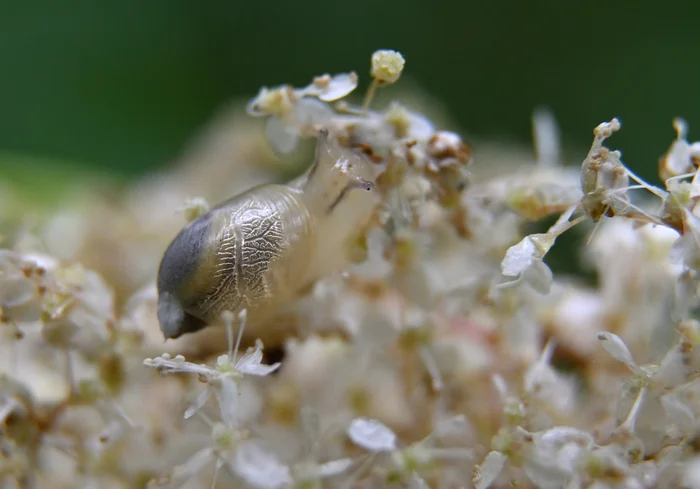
426, 447, 473, 461
246, 87, 271, 116
184, 387, 211, 419
492, 375, 509, 401
347, 417, 397, 452
233, 442, 292, 489
432, 414, 470, 440
0, 277, 36, 307
533, 107, 560, 167
317, 73, 358, 101
238, 362, 281, 376
170, 447, 214, 484
213, 376, 240, 428
236, 347, 264, 368
266, 116, 299, 154
501, 237, 538, 277
410, 473, 431, 489
474, 451, 508, 489
665, 140, 694, 176
317, 458, 354, 477
524, 260, 554, 294
682, 457, 700, 489
540, 427, 594, 447
407, 112, 435, 141
293, 98, 335, 126
661, 394, 695, 432
669, 234, 690, 265
596, 332, 639, 373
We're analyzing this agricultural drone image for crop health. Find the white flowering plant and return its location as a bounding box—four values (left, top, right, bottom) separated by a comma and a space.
4, 48, 700, 489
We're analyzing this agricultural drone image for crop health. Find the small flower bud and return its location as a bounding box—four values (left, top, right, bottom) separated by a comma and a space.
370, 49, 405, 84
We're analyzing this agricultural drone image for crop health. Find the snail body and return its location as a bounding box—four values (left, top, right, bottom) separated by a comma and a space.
157, 130, 378, 340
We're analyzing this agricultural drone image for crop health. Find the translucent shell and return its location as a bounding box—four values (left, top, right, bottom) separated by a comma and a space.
156, 130, 379, 341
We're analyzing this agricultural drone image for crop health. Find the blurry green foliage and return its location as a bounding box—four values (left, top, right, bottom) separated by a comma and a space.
0, 0, 697, 184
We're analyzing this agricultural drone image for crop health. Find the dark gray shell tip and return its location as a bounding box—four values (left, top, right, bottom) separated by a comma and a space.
157, 291, 208, 339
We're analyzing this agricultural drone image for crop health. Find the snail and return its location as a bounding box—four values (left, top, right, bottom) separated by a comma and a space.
156, 129, 379, 341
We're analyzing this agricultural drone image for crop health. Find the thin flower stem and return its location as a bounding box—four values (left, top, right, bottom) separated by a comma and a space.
226, 314, 234, 364
664, 171, 697, 185
232, 312, 246, 364
619, 386, 647, 434
111, 399, 137, 428
362, 79, 380, 113
210, 460, 222, 489
626, 166, 668, 200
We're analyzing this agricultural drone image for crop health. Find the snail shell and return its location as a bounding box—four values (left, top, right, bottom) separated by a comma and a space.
156, 129, 378, 342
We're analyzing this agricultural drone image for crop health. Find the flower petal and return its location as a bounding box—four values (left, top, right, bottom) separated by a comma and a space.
266, 117, 299, 154
293, 98, 334, 127
317, 73, 358, 101
170, 447, 214, 486
238, 362, 281, 376
213, 376, 240, 428
596, 332, 640, 374
233, 441, 292, 489
317, 458, 354, 477
474, 451, 507, 489
347, 417, 397, 452
184, 387, 211, 420
501, 236, 538, 277
237, 345, 264, 367
0, 277, 36, 308
524, 260, 554, 294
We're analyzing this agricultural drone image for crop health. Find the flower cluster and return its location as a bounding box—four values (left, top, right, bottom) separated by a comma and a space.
5, 49, 700, 489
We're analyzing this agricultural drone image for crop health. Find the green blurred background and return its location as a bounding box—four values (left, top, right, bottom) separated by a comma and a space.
0, 1, 697, 186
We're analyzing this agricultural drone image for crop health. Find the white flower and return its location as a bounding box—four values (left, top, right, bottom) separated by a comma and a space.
144, 309, 280, 424
500, 205, 583, 293
245, 72, 356, 154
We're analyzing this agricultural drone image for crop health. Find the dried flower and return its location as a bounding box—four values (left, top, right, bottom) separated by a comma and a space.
659, 118, 700, 181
